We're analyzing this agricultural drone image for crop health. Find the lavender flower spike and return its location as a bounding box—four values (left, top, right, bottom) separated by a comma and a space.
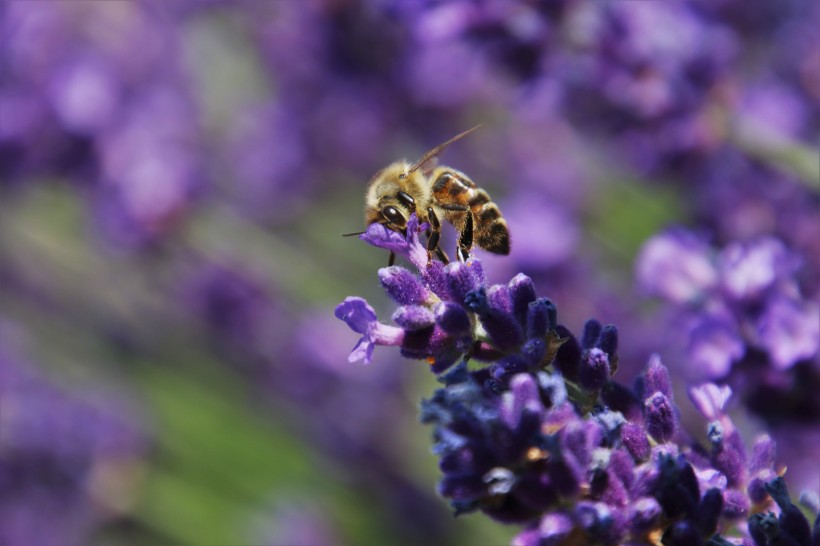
336, 214, 816, 546
334, 297, 404, 364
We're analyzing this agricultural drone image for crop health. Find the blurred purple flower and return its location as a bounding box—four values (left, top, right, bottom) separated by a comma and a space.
638, 231, 819, 379
636, 229, 718, 305
179, 261, 281, 362
693, 156, 820, 300
223, 101, 313, 222
685, 313, 745, 379
94, 86, 205, 248
2, 2, 206, 249
757, 296, 820, 371
0, 322, 148, 546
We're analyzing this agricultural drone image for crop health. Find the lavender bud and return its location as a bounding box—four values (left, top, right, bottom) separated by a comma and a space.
578, 348, 611, 391
656, 456, 700, 519
637, 354, 673, 400
509, 273, 536, 327
446, 261, 482, 304
645, 392, 678, 443
486, 284, 512, 315
722, 489, 750, 520
435, 302, 471, 336
748, 475, 773, 506
713, 430, 746, 487
696, 488, 724, 536
749, 434, 776, 473
464, 257, 485, 286
423, 260, 450, 301
771, 494, 812, 546
466, 289, 524, 352
597, 324, 618, 360
621, 422, 650, 461
392, 305, 436, 331
378, 266, 430, 305
526, 298, 556, 340
581, 319, 602, 349
552, 325, 581, 381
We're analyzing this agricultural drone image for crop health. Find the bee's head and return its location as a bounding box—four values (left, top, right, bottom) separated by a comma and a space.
364, 161, 415, 231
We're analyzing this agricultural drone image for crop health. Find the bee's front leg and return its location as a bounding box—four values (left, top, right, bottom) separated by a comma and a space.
426, 206, 447, 265
457, 211, 474, 263
388, 251, 396, 266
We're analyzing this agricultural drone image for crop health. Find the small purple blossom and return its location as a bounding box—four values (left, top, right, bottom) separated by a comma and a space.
757, 296, 820, 370
360, 213, 429, 270
689, 383, 733, 422
636, 229, 717, 304
334, 297, 405, 364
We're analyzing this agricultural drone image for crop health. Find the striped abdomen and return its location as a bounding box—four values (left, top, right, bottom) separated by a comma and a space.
431, 168, 510, 255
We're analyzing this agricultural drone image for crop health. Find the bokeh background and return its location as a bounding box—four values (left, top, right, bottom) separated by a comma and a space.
1, 1, 818, 545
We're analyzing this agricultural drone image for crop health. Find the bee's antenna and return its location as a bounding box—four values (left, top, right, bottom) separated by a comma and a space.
341, 230, 366, 237
406, 124, 482, 175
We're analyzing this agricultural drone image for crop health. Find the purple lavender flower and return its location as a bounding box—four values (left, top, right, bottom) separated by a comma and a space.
335, 218, 812, 546
2, 3, 205, 248
420, 328, 793, 545
0, 322, 148, 546
335, 297, 405, 364
637, 230, 819, 379
179, 261, 281, 360
222, 101, 314, 222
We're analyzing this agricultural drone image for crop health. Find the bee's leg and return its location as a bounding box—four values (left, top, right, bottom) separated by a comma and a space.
388, 251, 396, 266
457, 212, 474, 263
435, 246, 450, 264
426, 206, 444, 265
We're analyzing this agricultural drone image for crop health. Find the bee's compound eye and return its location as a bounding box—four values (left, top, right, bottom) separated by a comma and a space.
382, 206, 405, 226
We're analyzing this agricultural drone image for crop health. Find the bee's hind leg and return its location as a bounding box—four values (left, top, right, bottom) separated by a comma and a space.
388, 251, 396, 266
457, 212, 474, 263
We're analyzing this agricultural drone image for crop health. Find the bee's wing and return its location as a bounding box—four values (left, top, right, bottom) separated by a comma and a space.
419, 155, 439, 177
407, 125, 482, 175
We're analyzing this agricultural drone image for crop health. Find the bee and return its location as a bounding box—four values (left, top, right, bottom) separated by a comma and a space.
347, 126, 510, 266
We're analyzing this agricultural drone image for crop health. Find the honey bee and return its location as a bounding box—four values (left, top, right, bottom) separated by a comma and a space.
348, 126, 510, 266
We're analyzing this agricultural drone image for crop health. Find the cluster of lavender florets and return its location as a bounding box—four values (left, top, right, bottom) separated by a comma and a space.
336, 216, 819, 546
